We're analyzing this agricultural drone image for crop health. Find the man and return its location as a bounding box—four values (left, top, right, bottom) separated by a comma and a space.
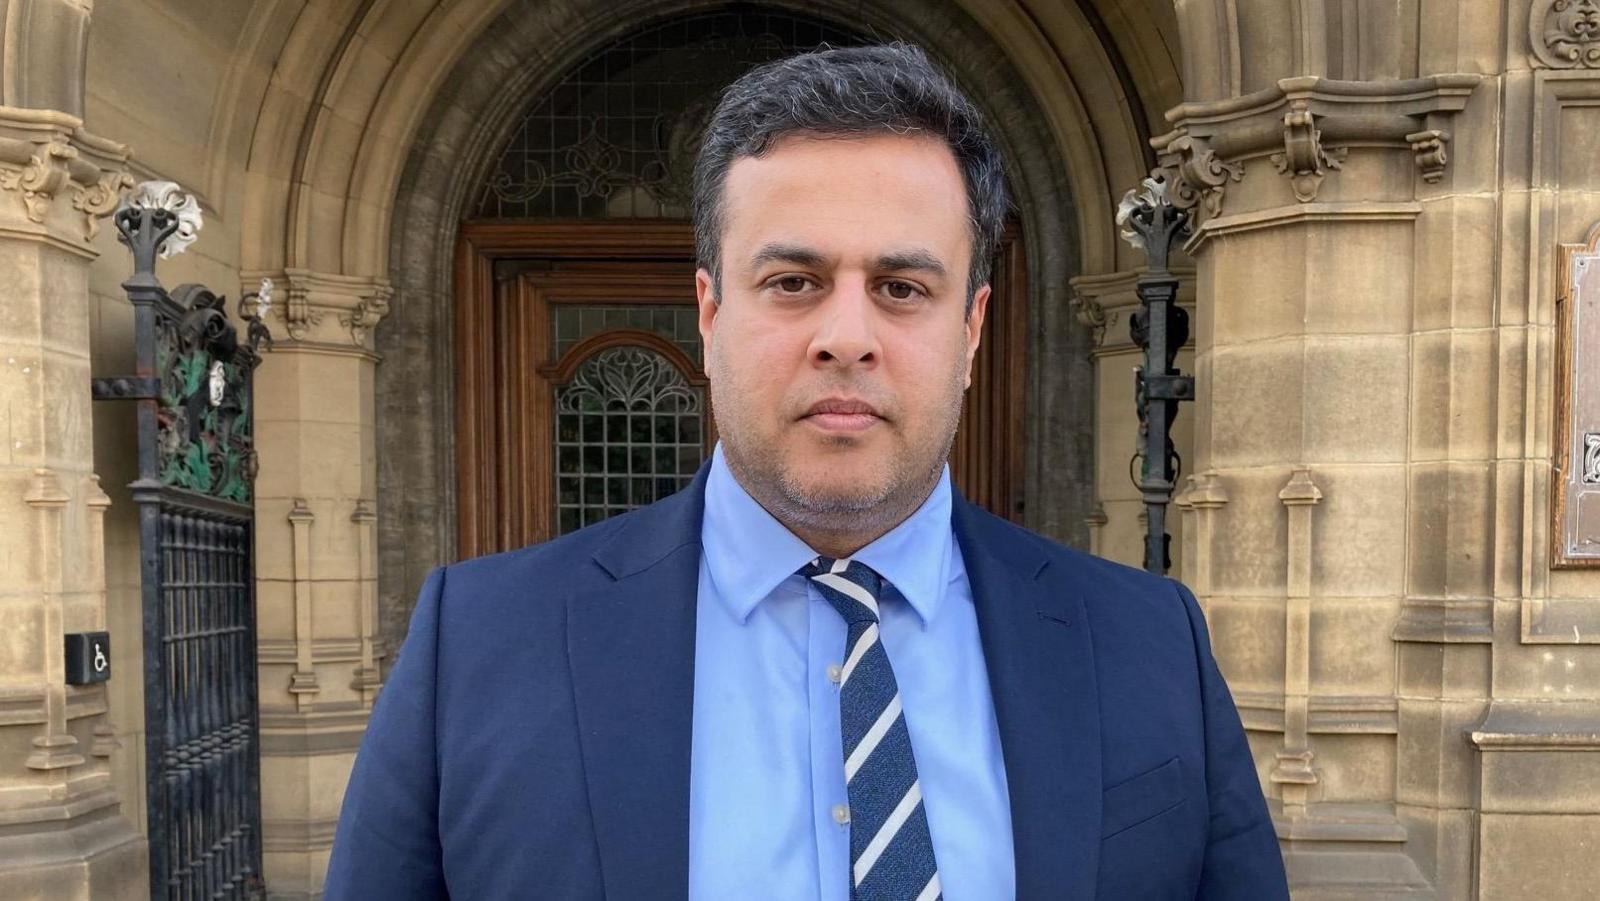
326, 43, 1287, 900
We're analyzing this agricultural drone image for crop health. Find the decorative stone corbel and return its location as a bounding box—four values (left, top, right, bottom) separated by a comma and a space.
0, 138, 75, 223
1530, 0, 1600, 69
1071, 283, 1114, 347
1271, 101, 1347, 203
71, 168, 136, 240
282, 278, 325, 341
1157, 134, 1243, 220
341, 285, 393, 346
1405, 129, 1451, 184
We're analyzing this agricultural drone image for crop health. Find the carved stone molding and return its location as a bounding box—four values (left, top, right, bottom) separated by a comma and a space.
287, 499, 320, 707
1273, 467, 1324, 810
1531, 0, 1600, 69
0, 106, 132, 248
260, 268, 394, 349
1271, 101, 1347, 202
350, 500, 382, 705
1154, 74, 1481, 212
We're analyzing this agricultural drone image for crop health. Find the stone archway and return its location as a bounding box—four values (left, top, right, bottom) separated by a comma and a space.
374, 0, 1142, 652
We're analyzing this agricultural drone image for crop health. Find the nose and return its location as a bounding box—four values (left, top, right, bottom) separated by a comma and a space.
807, 279, 880, 369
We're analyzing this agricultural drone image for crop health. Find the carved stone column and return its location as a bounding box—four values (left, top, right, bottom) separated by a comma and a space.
246, 267, 390, 898
1162, 3, 1490, 895
0, 100, 145, 897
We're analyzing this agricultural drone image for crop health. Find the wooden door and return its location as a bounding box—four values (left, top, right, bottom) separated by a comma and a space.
456, 220, 1025, 559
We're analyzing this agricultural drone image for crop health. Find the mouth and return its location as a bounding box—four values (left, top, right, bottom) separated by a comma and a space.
801, 397, 884, 433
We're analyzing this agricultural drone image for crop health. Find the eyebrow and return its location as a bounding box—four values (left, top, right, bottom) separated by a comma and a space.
875, 248, 947, 278
749, 243, 830, 270
747, 243, 948, 279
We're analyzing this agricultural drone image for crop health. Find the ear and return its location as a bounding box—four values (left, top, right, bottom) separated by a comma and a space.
695, 267, 719, 363
962, 283, 990, 389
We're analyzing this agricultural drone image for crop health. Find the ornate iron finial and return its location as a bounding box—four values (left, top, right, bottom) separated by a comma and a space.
114, 181, 203, 281
1116, 173, 1192, 273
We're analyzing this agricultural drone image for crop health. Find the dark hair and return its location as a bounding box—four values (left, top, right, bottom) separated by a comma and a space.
692, 42, 1009, 312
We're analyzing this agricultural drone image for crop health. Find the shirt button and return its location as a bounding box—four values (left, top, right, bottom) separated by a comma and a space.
827, 663, 843, 683
832, 804, 850, 825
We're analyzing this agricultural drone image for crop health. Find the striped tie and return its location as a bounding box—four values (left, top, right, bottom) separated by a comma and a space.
802, 557, 942, 901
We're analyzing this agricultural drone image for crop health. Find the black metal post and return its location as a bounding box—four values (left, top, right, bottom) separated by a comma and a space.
1117, 175, 1196, 574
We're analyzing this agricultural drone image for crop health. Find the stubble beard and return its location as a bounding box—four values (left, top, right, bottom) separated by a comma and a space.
710, 353, 965, 547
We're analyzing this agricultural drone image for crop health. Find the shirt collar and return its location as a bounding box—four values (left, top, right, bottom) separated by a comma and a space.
701, 443, 953, 627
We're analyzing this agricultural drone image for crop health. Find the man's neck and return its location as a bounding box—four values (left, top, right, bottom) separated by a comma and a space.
722, 456, 942, 560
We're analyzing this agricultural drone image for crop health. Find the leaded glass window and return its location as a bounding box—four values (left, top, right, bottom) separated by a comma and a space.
555, 346, 704, 534
474, 10, 867, 219
552, 304, 702, 362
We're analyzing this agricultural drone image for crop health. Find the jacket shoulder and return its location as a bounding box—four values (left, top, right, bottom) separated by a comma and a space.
963, 502, 1194, 625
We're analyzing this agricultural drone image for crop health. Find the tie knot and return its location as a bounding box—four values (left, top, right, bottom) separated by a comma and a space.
800, 557, 885, 625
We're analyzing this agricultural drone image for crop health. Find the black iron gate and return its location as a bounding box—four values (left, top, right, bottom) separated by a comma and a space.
94, 185, 272, 899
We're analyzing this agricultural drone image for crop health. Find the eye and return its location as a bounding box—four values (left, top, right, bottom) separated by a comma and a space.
770, 275, 814, 294
882, 280, 923, 302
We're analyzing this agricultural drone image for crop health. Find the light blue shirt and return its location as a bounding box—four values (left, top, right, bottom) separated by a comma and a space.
688, 445, 1015, 900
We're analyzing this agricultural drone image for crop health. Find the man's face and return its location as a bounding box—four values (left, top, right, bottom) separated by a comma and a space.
696, 132, 989, 531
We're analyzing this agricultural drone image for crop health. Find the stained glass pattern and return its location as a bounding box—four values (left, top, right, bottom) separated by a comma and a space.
555, 346, 705, 533
474, 10, 866, 219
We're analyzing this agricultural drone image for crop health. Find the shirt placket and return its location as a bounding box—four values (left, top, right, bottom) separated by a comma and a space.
806, 579, 850, 901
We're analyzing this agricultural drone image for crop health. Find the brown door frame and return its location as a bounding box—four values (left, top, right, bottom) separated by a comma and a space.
455, 218, 1026, 560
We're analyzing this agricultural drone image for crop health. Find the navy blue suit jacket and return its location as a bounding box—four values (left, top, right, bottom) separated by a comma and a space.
325, 468, 1287, 899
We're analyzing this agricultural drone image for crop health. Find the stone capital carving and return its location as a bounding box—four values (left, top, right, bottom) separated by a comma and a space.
1154, 75, 1481, 205
0, 106, 132, 248
1531, 0, 1600, 69
265, 268, 394, 349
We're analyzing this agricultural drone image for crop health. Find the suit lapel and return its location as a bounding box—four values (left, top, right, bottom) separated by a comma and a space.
567, 468, 707, 900
953, 497, 1103, 899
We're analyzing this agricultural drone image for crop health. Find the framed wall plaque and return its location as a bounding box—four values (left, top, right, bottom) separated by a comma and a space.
1553, 220, 1600, 568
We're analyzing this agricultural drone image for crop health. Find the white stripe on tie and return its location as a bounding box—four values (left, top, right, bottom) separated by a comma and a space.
853, 780, 923, 886
839, 623, 878, 688
814, 572, 879, 618
845, 693, 901, 782
914, 872, 942, 901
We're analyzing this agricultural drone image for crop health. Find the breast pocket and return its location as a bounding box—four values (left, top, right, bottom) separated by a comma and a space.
1100, 756, 1188, 840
